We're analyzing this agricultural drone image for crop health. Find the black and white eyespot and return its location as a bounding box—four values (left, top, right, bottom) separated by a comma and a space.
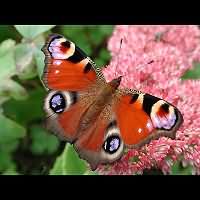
48, 36, 75, 60
44, 90, 78, 116
101, 120, 124, 162
49, 93, 66, 113
103, 135, 121, 154
73, 119, 125, 170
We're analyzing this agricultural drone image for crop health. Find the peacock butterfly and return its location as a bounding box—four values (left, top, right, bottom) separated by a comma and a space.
41, 34, 183, 170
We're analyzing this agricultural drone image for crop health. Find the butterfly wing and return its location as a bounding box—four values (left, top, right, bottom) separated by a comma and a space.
42, 33, 105, 91
74, 104, 125, 170
113, 89, 183, 148
44, 88, 101, 142
42, 34, 105, 142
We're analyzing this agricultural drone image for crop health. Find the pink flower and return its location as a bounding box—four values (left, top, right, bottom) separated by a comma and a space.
98, 25, 200, 175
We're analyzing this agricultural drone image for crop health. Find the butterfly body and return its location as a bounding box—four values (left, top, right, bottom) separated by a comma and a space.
42, 34, 183, 170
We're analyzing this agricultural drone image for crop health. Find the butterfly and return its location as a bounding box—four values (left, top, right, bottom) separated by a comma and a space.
41, 33, 183, 170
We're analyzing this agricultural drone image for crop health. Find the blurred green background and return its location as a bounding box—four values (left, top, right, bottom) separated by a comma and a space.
0, 25, 199, 175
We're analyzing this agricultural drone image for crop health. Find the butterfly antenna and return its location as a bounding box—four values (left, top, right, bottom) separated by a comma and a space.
123, 60, 154, 77
147, 60, 154, 65
114, 38, 123, 78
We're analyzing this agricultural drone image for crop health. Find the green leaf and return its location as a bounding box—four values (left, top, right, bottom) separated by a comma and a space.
129, 155, 140, 163
15, 35, 45, 80
0, 48, 16, 79
0, 140, 19, 153
0, 79, 28, 100
0, 26, 20, 43
182, 62, 200, 79
83, 170, 98, 175
15, 25, 56, 39
30, 125, 59, 155
89, 26, 113, 46
94, 48, 111, 67
2, 168, 19, 175
0, 39, 16, 57
18, 63, 37, 80
15, 43, 36, 79
34, 47, 45, 79
50, 144, 88, 175
171, 160, 193, 175
0, 96, 10, 105
98, 25, 114, 35
0, 114, 26, 143
33, 34, 45, 50
60, 25, 86, 37
3, 87, 45, 126
0, 151, 16, 172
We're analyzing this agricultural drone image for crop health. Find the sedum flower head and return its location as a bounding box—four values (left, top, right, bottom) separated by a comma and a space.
98, 25, 200, 175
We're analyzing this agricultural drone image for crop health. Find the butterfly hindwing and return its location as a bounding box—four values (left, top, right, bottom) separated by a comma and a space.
42, 33, 105, 91
44, 90, 84, 142
114, 90, 183, 148
114, 89, 183, 148
74, 105, 125, 170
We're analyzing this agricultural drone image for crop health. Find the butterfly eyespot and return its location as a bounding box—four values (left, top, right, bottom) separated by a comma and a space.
61, 41, 71, 48
49, 93, 66, 113
103, 135, 121, 154
45, 91, 78, 116
160, 103, 169, 113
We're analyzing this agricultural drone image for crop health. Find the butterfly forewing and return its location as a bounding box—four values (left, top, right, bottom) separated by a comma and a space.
42, 33, 105, 91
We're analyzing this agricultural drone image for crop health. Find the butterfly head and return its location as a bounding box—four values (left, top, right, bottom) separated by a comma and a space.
109, 76, 122, 89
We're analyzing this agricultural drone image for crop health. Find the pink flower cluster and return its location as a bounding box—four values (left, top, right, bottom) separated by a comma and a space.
98, 25, 200, 175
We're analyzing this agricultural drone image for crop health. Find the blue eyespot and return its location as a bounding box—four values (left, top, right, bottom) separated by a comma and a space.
103, 135, 121, 154
49, 93, 66, 113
